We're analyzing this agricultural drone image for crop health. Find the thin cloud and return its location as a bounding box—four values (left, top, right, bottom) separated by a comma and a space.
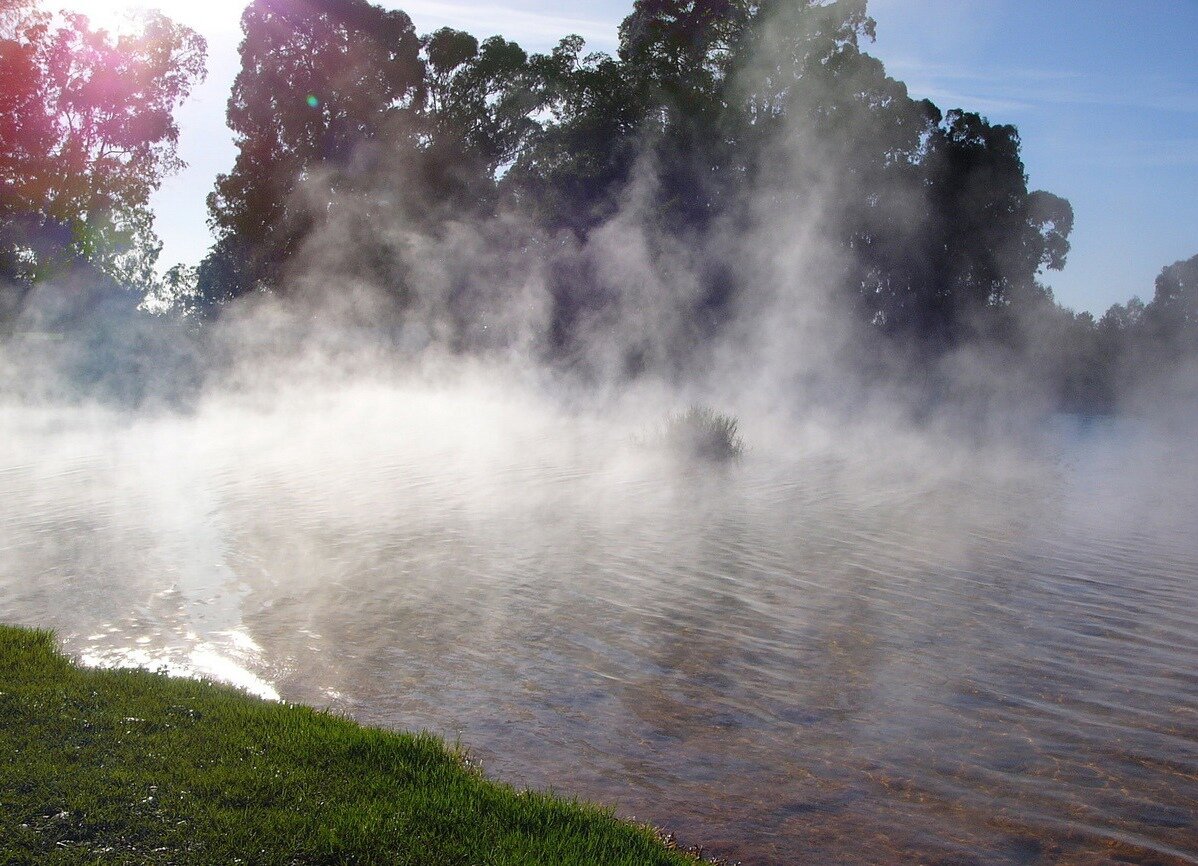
900, 86, 1032, 116
394, 1, 619, 50
1067, 138, 1198, 170
883, 57, 1198, 115
886, 59, 1083, 86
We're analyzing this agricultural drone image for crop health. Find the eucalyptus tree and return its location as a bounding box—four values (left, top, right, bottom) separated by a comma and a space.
419, 28, 538, 209
201, 0, 423, 305
199, 1, 550, 308
0, 3, 206, 309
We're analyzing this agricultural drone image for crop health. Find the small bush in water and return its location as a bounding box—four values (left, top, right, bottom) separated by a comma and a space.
662, 406, 744, 462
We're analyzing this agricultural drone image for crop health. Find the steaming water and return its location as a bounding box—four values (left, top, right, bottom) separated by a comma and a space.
2, 385, 1196, 865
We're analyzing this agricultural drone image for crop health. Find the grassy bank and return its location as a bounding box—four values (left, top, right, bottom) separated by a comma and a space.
0, 625, 698, 865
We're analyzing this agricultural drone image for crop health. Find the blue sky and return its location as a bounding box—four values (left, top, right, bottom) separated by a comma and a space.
105, 0, 1197, 315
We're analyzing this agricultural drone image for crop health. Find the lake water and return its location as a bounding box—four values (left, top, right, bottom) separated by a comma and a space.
2, 385, 1196, 865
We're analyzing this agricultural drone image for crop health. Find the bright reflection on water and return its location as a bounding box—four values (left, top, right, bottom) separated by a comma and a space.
2, 387, 1196, 865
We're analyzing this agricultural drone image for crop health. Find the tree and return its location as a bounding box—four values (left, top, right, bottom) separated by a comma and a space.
0, 0, 36, 36
0, 4, 206, 301
854, 109, 1074, 345
1146, 252, 1198, 348
192, 0, 1081, 398
615, 0, 749, 229
726, 7, 1073, 348
503, 36, 644, 236
508, 1, 757, 235
202, 0, 423, 305
420, 28, 537, 206
1079, 255, 1198, 411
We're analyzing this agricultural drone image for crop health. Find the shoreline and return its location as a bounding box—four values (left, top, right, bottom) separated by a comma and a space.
0, 624, 709, 865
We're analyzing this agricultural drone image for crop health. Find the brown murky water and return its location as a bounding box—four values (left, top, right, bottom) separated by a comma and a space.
2, 389, 1196, 865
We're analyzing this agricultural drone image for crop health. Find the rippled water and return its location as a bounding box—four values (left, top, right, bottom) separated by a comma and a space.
2, 386, 1196, 865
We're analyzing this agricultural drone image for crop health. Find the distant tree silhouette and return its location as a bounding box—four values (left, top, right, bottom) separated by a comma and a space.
505, 1, 1074, 350
506, 0, 875, 236
503, 36, 644, 236
859, 108, 1073, 346
199, 4, 552, 310
1146, 253, 1198, 352
1054, 253, 1198, 414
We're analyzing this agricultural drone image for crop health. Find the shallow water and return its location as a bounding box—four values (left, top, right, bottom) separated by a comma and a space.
2, 388, 1196, 865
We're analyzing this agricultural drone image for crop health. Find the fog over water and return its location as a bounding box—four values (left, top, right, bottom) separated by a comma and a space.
2, 357, 1195, 864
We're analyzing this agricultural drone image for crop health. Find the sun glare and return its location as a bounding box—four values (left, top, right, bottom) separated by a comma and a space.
79, 0, 247, 34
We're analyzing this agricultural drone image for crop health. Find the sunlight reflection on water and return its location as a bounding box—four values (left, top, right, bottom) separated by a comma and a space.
79, 629, 279, 701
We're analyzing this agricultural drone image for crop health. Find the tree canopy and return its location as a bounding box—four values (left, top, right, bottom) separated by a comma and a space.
202, 0, 422, 305
0, 3, 205, 305
7, 0, 1190, 414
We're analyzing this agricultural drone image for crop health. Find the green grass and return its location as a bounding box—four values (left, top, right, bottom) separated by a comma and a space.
0, 625, 700, 865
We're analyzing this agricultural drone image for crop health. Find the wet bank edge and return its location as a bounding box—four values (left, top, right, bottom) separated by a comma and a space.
0, 624, 735, 865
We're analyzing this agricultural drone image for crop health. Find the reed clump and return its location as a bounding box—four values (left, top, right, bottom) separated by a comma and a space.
661, 406, 744, 463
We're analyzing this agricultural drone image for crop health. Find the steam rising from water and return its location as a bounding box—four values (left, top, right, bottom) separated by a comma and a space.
2, 20, 1196, 861
2, 354, 1196, 862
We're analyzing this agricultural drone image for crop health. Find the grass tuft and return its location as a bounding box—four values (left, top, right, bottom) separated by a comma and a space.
0, 623, 705, 865
661, 406, 744, 463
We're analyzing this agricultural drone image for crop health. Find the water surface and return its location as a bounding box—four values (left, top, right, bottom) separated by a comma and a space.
2, 389, 1195, 864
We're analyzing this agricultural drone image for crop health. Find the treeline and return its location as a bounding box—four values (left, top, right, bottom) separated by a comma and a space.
1, 0, 1194, 413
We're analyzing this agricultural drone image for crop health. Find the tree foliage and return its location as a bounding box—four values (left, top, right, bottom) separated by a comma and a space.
1104, 252, 1198, 382
1149, 253, 1198, 346
3, 0, 1191, 414
500, 0, 1073, 349
0, 4, 205, 298
187, 0, 1198, 411
420, 28, 538, 199
202, 0, 422, 305
198, 0, 1082, 359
